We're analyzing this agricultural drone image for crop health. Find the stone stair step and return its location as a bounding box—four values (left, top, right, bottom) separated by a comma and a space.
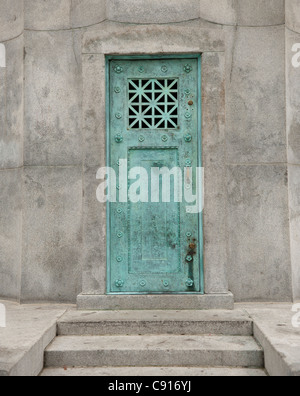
41, 366, 267, 376
45, 335, 264, 368
57, 310, 253, 336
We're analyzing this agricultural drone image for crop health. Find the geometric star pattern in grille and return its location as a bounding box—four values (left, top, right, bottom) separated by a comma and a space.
128, 79, 178, 129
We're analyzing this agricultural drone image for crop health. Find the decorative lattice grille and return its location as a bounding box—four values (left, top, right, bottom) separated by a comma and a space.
128, 79, 179, 129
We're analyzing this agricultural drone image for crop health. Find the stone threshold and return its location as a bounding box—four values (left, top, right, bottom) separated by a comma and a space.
76, 293, 235, 311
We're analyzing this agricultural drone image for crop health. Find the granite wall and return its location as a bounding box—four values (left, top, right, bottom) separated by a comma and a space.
0, 0, 298, 303
286, 0, 300, 300
0, 0, 23, 301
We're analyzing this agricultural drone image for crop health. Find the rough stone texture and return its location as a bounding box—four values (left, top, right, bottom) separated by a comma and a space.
202, 52, 227, 293
288, 166, 300, 300
286, 0, 300, 34
224, 21, 292, 302
0, 0, 24, 42
77, 294, 234, 311
242, 303, 300, 376
286, 28, 300, 165
83, 22, 225, 54
0, 170, 22, 301
227, 165, 292, 302
0, 67, 5, 150
203, 164, 228, 293
82, 55, 106, 168
0, 1, 297, 305
71, 0, 106, 29
45, 334, 264, 368
82, 166, 106, 295
57, 309, 253, 336
106, 0, 200, 24
21, 166, 83, 303
286, 28, 300, 300
0, 35, 24, 170
24, 0, 70, 31
226, 26, 286, 164
24, 0, 106, 30
0, 5, 24, 304
0, 300, 68, 376
199, 0, 285, 27
41, 366, 267, 377
24, 30, 82, 167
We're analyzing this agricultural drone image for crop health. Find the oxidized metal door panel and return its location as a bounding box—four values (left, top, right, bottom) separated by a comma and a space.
108, 57, 203, 294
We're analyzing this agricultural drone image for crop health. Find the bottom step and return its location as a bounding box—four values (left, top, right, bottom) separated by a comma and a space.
41, 367, 267, 377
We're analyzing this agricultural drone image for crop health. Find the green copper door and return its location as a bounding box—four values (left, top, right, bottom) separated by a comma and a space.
107, 56, 203, 294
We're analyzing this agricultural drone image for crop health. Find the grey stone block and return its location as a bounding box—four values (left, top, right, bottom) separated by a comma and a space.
0, 300, 67, 376
227, 165, 292, 302
200, 0, 285, 27
0, 35, 24, 170
202, 52, 226, 166
25, 0, 106, 30
286, 0, 300, 34
21, 166, 83, 303
286, 27, 300, 301
77, 293, 234, 311
226, 26, 286, 164
24, 0, 70, 31
0, 0, 23, 42
288, 165, 300, 300
58, 309, 253, 336
106, 0, 200, 24
24, 30, 83, 166
45, 334, 264, 368
203, 164, 228, 294
243, 304, 300, 376
0, 169, 22, 300
286, 28, 300, 165
82, 22, 225, 54
202, 53, 228, 294
71, 0, 106, 29
82, 166, 106, 295
82, 55, 106, 168
41, 366, 267, 377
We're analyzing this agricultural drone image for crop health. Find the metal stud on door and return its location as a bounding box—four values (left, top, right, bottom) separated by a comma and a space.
108, 56, 203, 294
